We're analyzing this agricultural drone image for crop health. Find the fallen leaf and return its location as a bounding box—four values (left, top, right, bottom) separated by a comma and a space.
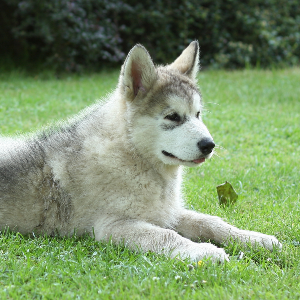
217, 181, 238, 205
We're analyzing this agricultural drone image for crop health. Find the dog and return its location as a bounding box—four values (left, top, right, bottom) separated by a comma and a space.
0, 42, 281, 262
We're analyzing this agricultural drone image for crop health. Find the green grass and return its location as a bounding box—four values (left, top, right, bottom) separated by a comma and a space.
0, 68, 300, 299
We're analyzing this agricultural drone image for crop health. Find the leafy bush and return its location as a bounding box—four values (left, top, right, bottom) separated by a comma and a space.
2, 0, 131, 71
1, 0, 299, 70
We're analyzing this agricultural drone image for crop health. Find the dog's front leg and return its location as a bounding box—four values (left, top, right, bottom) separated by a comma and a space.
94, 219, 229, 262
176, 209, 282, 251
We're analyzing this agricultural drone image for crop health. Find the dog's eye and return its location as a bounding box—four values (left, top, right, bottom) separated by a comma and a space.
196, 112, 200, 119
165, 113, 181, 122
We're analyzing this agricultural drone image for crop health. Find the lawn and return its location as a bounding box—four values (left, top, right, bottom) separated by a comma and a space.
0, 68, 299, 299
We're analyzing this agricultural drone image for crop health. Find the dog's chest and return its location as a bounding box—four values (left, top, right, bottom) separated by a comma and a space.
74, 157, 182, 228
107, 170, 181, 228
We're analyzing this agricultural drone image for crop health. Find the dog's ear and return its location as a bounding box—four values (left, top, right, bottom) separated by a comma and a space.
120, 44, 157, 101
170, 41, 199, 80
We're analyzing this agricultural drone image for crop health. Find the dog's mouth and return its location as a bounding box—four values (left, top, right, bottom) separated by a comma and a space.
162, 150, 206, 164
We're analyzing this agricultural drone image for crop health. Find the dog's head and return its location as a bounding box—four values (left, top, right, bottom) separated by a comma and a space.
118, 42, 215, 167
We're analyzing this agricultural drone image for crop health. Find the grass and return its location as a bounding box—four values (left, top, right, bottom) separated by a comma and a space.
0, 68, 300, 299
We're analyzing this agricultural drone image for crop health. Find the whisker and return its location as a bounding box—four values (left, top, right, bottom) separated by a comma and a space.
214, 144, 227, 151
212, 144, 227, 159
212, 151, 220, 158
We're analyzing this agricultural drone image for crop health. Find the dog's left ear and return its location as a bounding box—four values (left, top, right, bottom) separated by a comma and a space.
120, 44, 157, 101
170, 41, 199, 81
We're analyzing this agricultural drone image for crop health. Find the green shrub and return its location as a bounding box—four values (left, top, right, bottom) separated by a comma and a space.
1, 0, 299, 70
2, 0, 131, 71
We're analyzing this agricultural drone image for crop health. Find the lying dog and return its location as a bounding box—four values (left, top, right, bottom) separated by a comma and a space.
0, 42, 281, 262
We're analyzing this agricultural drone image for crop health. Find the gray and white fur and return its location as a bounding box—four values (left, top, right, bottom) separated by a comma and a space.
0, 42, 281, 262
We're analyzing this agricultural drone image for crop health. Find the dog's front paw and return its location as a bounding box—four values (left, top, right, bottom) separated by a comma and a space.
174, 242, 229, 263
255, 234, 282, 251
196, 243, 230, 263
239, 230, 282, 251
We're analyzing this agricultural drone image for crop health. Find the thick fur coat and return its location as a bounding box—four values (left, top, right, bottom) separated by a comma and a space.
0, 42, 281, 262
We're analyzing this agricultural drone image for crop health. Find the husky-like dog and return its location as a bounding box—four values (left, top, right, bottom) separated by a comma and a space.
0, 42, 281, 262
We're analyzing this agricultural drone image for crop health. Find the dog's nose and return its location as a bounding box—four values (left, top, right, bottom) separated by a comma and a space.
197, 138, 215, 155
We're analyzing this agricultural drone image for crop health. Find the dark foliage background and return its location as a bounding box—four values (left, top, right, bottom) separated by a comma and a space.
1, 0, 300, 71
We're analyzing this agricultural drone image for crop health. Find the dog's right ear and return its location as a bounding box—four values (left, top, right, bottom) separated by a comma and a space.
170, 41, 199, 81
120, 44, 157, 101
